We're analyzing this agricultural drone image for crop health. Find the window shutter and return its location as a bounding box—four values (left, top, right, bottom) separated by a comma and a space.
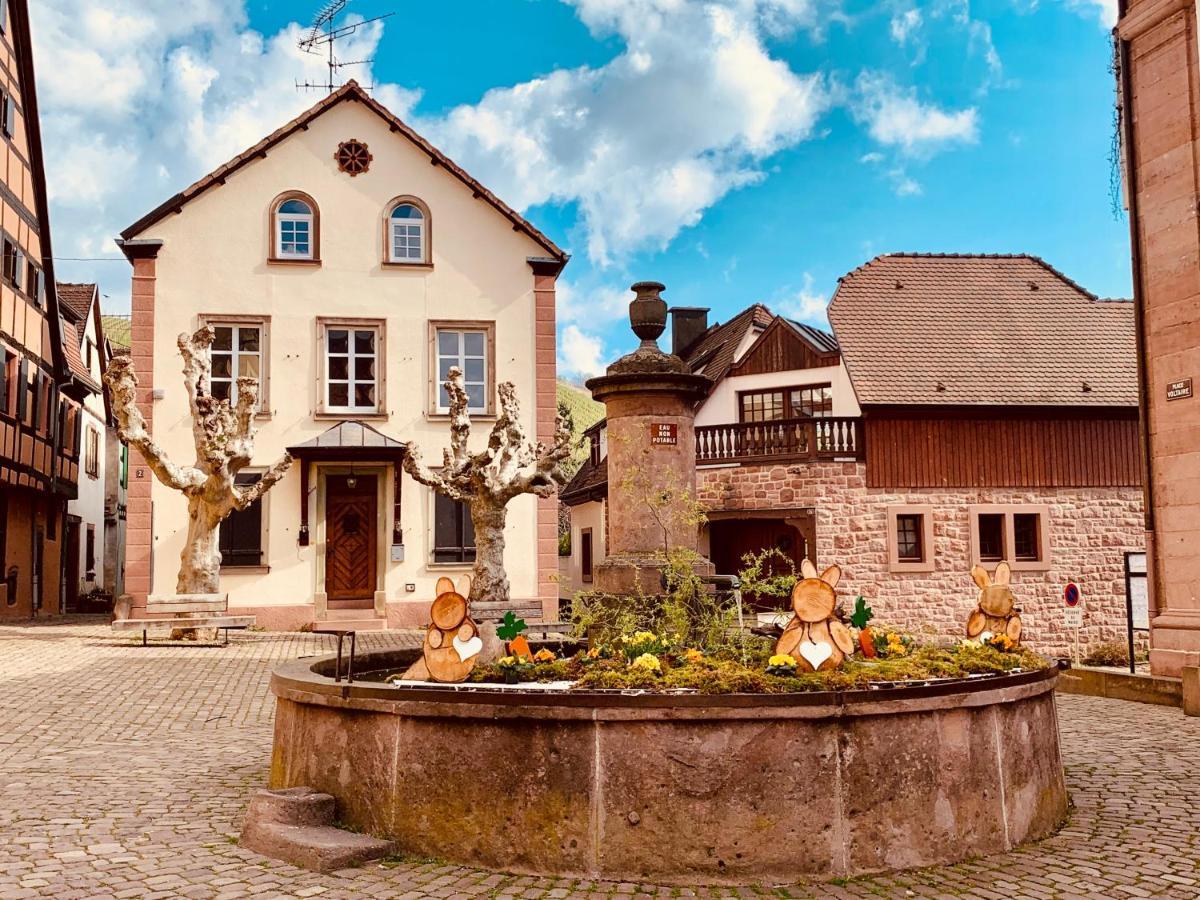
219, 473, 264, 566
0, 351, 7, 415
15, 358, 26, 420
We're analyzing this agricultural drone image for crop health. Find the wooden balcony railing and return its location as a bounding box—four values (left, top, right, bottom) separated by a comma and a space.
695, 416, 864, 465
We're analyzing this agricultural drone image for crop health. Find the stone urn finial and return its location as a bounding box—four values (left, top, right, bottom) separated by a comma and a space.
629, 281, 668, 347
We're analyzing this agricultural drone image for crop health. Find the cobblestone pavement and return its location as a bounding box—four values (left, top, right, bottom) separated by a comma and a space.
1, 620, 1198, 900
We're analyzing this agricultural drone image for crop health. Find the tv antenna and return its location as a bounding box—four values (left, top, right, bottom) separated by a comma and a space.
296, 1, 394, 94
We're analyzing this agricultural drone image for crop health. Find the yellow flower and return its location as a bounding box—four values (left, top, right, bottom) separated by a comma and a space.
586, 647, 602, 659
684, 648, 705, 663
768, 654, 797, 668
498, 656, 517, 667
631, 631, 658, 645
631, 653, 662, 673
533, 648, 556, 662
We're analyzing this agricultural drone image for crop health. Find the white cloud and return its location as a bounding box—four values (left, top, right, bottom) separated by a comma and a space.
557, 280, 631, 326
890, 7, 922, 45
776, 272, 829, 325
30, 2, 418, 304
558, 325, 608, 380
890, 169, 923, 196
424, 0, 831, 265
1065, 0, 1117, 27
853, 72, 978, 155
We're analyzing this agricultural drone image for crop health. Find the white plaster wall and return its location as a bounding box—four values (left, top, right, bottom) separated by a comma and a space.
67, 303, 108, 593
694, 362, 861, 427
139, 100, 550, 609
70, 408, 106, 591
566, 500, 606, 596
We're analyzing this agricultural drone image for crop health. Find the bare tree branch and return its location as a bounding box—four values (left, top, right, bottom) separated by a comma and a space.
104, 356, 203, 493
234, 452, 294, 510
103, 330, 292, 596
178, 327, 215, 461
403, 368, 570, 604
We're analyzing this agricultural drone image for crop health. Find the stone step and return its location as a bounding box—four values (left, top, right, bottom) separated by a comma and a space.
323, 608, 382, 620
240, 789, 393, 873
245, 787, 335, 827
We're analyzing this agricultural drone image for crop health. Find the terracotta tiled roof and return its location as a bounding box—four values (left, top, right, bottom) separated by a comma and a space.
828, 253, 1137, 407
120, 81, 567, 264
60, 320, 99, 391
56, 282, 95, 323
560, 455, 607, 506
681, 303, 776, 384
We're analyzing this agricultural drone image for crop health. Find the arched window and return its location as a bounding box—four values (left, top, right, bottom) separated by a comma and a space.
385, 197, 429, 264
270, 192, 319, 262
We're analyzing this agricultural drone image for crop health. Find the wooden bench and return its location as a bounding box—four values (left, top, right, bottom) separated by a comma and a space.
146, 594, 229, 615
111, 615, 256, 646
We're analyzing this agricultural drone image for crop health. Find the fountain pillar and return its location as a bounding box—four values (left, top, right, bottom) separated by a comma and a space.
586, 282, 714, 594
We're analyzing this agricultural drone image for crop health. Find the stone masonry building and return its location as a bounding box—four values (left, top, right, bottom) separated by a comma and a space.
1115, 0, 1200, 676
564, 255, 1144, 657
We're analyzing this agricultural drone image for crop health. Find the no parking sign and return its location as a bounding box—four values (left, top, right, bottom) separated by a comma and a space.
1064, 582, 1082, 629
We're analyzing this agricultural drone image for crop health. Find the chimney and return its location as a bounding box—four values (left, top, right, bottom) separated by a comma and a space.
669, 306, 709, 357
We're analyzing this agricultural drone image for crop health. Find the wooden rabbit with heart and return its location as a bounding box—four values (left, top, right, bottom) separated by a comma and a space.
966, 561, 1023, 644
403, 575, 484, 682
776, 560, 856, 672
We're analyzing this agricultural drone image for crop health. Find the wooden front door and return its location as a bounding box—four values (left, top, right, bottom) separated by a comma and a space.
325, 475, 378, 607
709, 516, 813, 611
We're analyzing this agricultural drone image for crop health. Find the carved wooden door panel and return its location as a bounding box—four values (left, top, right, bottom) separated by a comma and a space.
325, 475, 377, 606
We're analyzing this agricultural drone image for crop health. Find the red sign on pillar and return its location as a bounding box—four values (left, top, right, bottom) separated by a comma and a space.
650, 423, 678, 445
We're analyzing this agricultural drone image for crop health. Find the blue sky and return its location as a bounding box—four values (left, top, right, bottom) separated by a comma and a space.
33, 0, 1126, 380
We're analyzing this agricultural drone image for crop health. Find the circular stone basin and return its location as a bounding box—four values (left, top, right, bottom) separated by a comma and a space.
268, 649, 1067, 884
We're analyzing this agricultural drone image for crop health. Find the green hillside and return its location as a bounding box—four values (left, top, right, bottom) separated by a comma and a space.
556, 380, 604, 477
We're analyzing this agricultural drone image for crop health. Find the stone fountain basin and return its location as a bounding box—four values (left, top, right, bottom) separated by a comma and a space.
268, 649, 1067, 884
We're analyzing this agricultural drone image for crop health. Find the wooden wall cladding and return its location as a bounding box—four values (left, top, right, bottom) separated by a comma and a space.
866, 415, 1142, 488
730, 320, 838, 376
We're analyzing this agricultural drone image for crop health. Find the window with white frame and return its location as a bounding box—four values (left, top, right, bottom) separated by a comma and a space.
275, 198, 314, 259
324, 325, 380, 412
210, 323, 264, 407
388, 203, 426, 263
435, 326, 488, 412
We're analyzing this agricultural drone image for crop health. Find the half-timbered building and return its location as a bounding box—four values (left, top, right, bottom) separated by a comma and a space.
0, 0, 91, 619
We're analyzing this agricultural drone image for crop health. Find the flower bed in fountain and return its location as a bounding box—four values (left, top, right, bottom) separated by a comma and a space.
458, 628, 1046, 694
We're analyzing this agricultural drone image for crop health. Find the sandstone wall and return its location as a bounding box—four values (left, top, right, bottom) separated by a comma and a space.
698, 462, 1145, 656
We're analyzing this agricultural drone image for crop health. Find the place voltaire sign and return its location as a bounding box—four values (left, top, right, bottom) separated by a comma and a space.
1166, 378, 1193, 401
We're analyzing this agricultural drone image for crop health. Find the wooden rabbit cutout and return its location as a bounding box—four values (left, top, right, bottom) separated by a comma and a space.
776, 560, 855, 672
966, 562, 1023, 644
403, 574, 483, 682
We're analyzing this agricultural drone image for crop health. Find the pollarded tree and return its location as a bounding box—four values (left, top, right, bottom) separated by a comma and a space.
104, 326, 293, 595
404, 368, 572, 605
